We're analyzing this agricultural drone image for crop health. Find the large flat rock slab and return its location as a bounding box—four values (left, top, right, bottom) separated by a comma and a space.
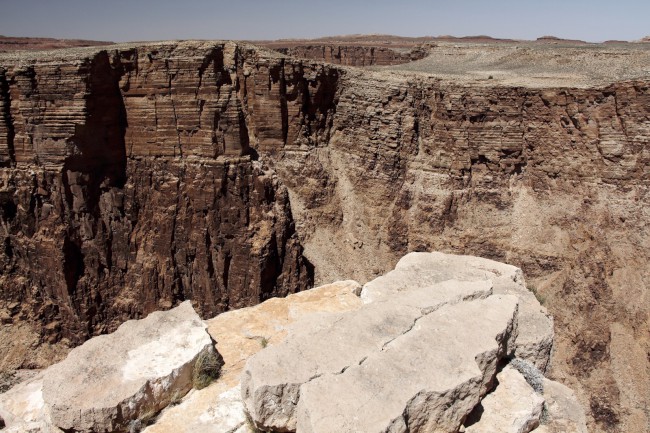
144, 281, 362, 433
242, 271, 515, 432
41, 301, 219, 433
294, 296, 519, 433
0, 372, 61, 433
362, 252, 554, 371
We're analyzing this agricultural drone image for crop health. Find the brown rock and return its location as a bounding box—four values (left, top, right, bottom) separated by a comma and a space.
1, 40, 649, 433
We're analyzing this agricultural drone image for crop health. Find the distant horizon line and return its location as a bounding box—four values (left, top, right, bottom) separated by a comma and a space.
1, 32, 649, 45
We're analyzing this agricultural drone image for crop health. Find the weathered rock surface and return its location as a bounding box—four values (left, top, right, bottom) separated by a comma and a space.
464, 365, 545, 433
1, 254, 585, 433
1, 39, 649, 432
0, 41, 317, 362
39, 301, 218, 432
143, 280, 361, 433
242, 253, 538, 432
361, 252, 554, 372
0, 372, 60, 433
534, 378, 589, 433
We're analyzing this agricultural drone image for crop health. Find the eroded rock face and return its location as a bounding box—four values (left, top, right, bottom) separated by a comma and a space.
270, 44, 428, 66
241, 253, 546, 432
0, 42, 320, 354
465, 366, 545, 433
1, 40, 648, 432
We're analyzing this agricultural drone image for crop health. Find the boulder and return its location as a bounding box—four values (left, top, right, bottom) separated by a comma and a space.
0, 372, 61, 433
464, 365, 545, 433
41, 301, 220, 433
294, 296, 519, 433
362, 252, 554, 371
242, 269, 516, 432
144, 281, 362, 433
533, 378, 588, 433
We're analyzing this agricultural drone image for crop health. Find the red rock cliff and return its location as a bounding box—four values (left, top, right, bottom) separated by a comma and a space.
270, 44, 428, 66
0, 41, 648, 432
0, 42, 343, 349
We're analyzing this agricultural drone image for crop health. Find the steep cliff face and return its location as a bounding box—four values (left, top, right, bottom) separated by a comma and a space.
271, 70, 649, 432
0, 42, 330, 354
0, 42, 648, 432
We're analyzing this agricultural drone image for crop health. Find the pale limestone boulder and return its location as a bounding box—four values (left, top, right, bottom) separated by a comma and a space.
362, 252, 554, 371
0, 372, 61, 432
533, 378, 588, 433
464, 365, 545, 433
295, 296, 519, 433
41, 301, 220, 433
144, 281, 363, 433
242, 276, 517, 433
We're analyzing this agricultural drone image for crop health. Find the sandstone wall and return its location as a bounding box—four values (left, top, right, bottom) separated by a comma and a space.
0, 42, 337, 351
0, 42, 648, 432
271, 70, 649, 433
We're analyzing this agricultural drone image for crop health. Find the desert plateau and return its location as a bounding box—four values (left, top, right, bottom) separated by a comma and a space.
0, 15, 648, 433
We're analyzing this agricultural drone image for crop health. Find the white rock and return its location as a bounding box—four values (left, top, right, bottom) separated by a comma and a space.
362, 252, 554, 371
465, 365, 545, 433
242, 271, 517, 433
41, 301, 220, 433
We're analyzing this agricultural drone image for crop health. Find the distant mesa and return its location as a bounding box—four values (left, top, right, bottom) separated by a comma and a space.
536, 35, 588, 44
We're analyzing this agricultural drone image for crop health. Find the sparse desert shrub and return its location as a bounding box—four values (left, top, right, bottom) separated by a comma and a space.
192, 349, 223, 390
246, 411, 264, 432
510, 358, 544, 393
128, 407, 158, 433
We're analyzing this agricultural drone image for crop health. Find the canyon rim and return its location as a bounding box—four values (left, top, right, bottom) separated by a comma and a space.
0, 34, 648, 433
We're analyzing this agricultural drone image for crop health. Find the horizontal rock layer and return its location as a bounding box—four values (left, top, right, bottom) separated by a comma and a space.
0, 41, 648, 432
270, 44, 428, 66
0, 42, 322, 351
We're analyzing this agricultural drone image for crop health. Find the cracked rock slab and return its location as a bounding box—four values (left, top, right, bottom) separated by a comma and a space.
242, 272, 516, 432
42, 301, 220, 433
362, 252, 554, 371
464, 365, 545, 433
143, 281, 363, 433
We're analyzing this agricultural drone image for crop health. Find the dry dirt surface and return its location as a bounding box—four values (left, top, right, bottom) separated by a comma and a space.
0, 36, 113, 52
0, 37, 649, 433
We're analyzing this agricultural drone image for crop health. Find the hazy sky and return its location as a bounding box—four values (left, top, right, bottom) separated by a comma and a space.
1, 0, 648, 43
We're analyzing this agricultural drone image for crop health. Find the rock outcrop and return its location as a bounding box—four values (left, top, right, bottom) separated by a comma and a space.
1, 39, 648, 432
241, 252, 558, 433
0, 42, 317, 357
0, 252, 587, 433
464, 366, 545, 433
0, 301, 221, 433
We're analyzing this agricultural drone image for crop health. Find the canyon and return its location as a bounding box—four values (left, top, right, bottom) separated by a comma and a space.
0, 39, 648, 433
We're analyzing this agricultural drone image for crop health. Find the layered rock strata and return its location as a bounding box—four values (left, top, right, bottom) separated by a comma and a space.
0, 40, 648, 432
0, 42, 321, 355
270, 44, 428, 66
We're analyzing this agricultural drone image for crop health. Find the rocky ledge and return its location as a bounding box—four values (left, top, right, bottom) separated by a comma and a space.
0, 252, 586, 433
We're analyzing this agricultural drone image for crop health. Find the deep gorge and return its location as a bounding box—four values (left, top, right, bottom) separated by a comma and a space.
0, 41, 648, 432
